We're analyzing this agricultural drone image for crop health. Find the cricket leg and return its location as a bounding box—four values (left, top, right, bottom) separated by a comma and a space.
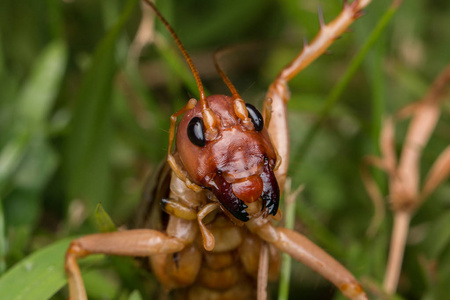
263, 0, 372, 191
272, 227, 367, 300
65, 229, 185, 300
247, 219, 368, 300
257, 242, 269, 300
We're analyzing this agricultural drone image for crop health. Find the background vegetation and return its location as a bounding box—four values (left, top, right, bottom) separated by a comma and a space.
0, 0, 449, 299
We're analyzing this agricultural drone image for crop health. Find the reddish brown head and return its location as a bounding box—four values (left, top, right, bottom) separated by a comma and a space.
142, 0, 279, 222
176, 95, 279, 222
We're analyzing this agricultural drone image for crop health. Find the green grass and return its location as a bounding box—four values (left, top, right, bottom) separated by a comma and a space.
0, 0, 449, 299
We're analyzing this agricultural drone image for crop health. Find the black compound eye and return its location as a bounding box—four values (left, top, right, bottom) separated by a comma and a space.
187, 117, 206, 147
245, 103, 264, 131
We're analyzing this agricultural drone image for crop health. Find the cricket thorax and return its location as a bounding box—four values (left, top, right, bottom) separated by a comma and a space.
149, 212, 280, 299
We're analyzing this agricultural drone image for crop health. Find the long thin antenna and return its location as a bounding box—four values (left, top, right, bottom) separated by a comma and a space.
213, 51, 240, 100
213, 50, 254, 130
143, 0, 207, 107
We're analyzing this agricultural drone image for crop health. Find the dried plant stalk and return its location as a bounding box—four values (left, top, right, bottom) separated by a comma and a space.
421, 146, 450, 200
361, 64, 450, 295
383, 211, 410, 294
360, 157, 386, 237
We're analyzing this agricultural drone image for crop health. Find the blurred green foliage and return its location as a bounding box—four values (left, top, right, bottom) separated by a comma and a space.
0, 0, 449, 299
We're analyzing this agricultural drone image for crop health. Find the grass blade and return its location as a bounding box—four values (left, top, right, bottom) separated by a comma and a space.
0, 238, 73, 300
17, 40, 67, 127
95, 202, 117, 233
0, 199, 5, 274
278, 181, 302, 300
65, 0, 138, 211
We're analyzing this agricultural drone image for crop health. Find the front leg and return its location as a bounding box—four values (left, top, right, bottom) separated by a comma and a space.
65, 229, 185, 300
273, 227, 366, 300
263, 0, 372, 191
247, 219, 367, 300
264, 80, 290, 190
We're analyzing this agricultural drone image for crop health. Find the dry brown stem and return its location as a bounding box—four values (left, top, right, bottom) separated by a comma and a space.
383, 211, 410, 294
421, 146, 450, 200
360, 157, 386, 237
361, 64, 450, 295
129, 1, 155, 60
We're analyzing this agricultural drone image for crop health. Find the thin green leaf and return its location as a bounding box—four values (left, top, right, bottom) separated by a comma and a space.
65, 0, 138, 210
0, 131, 30, 195
0, 199, 5, 274
128, 290, 143, 300
5, 138, 58, 237
95, 202, 117, 233
17, 40, 67, 127
0, 238, 72, 300
13, 138, 58, 193
278, 182, 301, 300
0, 40, 66, 196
